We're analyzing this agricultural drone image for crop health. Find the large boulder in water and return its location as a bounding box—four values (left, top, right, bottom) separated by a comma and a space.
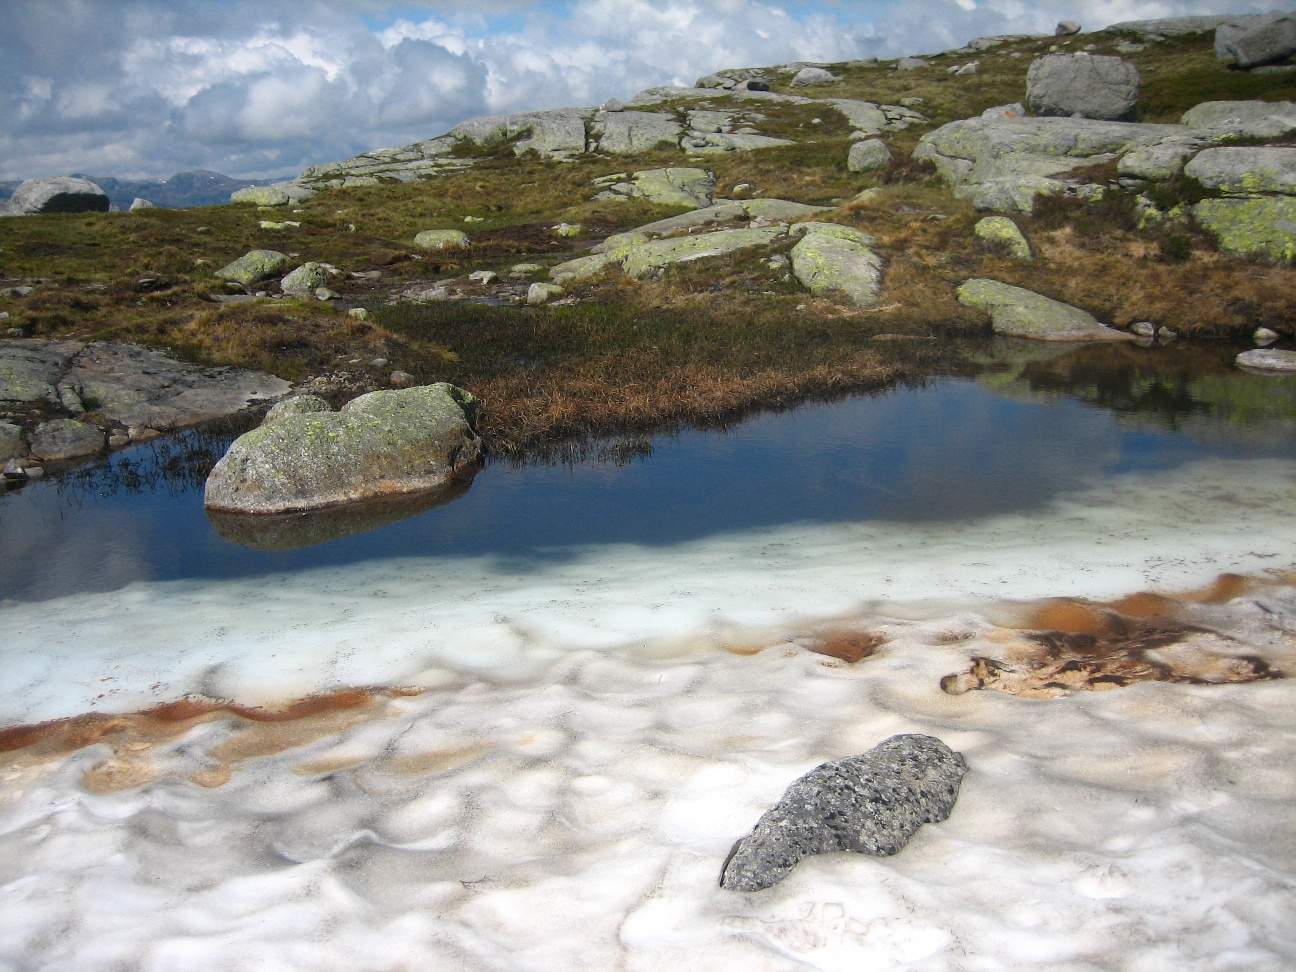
5, 177, 109, 215
1026, 54, 1139, 121
204, 383, 483, 514
720, 735, 967, 892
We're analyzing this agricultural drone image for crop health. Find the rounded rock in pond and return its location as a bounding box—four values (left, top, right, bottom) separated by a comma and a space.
29, 419, 106, 461
1237, 348, 1296, 372
204, 383, 482, 514
720, 734, 967, 892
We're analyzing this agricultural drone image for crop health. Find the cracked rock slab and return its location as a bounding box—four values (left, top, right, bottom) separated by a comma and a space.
957, 279, 1136, 341
0, 340, 82, 402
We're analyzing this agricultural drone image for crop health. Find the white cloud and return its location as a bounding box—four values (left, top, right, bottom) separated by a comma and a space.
0, 0, 1283, 181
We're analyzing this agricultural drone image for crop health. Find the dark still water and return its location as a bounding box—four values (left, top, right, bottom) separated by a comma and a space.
3, 340, 1294, 602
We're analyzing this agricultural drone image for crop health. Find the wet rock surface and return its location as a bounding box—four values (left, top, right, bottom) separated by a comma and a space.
720, 734, 967, 892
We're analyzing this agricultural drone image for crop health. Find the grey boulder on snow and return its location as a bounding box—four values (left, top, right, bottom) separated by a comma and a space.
1026, 54, 1139, 121
720, 735, 967, 892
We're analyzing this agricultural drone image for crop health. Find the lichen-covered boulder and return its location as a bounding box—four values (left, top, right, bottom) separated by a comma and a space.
526, 283, 564, 305
974, 216, 1033, 259
413, 229, 470, 250
620, 226, 785, 279
231, 186, 291, 206
790, 222, 876, 246
1237, 349, 1296, 372
791, 231, 885, 306
593, 167, 716, 209
215, 250, 289, 285
264, 394, 332, 423
29, 419, 105, 461
1026, 54, 1139, 121
848, 139, 892, 172
204, 383, 482, 514
1192, 196, 1296, 263
280, 262, 330, 295
957, 278, 1135, 341
5, 177, 109, 216
1117, 138, 1204, 180
720, 735, 967, 892
1184, 147, 1296, 196
550, 253, 615, 285
1181, 100, 1296, 138
0, 340, 79, 402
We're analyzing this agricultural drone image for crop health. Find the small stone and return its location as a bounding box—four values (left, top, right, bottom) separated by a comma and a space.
370, 358, 388, 369
720, 735, 967, 892
898, 97, 925, 107
348, 308, 369, 320
129, 198, 156, 210
553, 223, 582, 238
29, 418, 105, 462
955, 61, 979, 75
1254, 327, 1279, 345
463, 215, 484, 223
215, 250, 289, 286
389, 370, 416, 388
602, 98, 625, 112
3, 458, 26, 480
468, 270, 498, 285
527, 283, 565, 305
280, 262, 329, 295
1131, 321, 1156, 337
128, 426, 159, 442
414, 229, 470, 250
315, 287, 339, 301
11, 286, 32, 297
896, 57, 929, 70
24, 465, 43, 479
511, 263, 543, 274
108, 433, 130, 448
974, 216, 1033, 260
5, 328, 21, 338
1157, 326, 1177, 341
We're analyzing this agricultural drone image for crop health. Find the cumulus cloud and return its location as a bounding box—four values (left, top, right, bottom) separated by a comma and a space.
0, 0, 1282, 181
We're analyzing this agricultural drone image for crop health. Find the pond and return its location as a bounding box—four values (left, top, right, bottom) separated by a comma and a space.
3, 339, 1294, 605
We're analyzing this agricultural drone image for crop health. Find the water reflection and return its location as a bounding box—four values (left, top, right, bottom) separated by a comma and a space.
3, 340, 1294, 602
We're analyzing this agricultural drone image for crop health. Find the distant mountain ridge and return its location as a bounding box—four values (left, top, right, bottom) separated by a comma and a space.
0, 170, 271, 209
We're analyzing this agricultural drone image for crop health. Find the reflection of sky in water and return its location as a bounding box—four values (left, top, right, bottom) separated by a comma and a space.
3, 349, 1295, 603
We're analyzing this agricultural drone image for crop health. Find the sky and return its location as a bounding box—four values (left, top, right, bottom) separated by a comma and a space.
0, 0, 1285, 182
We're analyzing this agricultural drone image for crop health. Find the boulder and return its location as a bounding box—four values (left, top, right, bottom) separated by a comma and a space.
593, 111, 682, 154
1056, 20, 1082, 36
5, 177, 109, 216
593, 167, 716, 209
129, 198, 155, 210
231, 186, 291, 206
682, 131, 794, 153
1104, 15, 1261, 36
896, 57, 928, 70
451, 108, 591, 158
974, 216, 1033, 259
1216, 15, 1296, 69
215, 250, 289, 285
0, 421, 24, 461
414, 229, 470, 250
204, 383, 482, 514
1237, 349, 1296, 372
1184, 147, 1296, 196
550, 253, 615, 285
790, 231, 885, 306
848, 139, 892, 172
28, 419, 105, 461
1192, 197, 1296, 263
720, 735, 966, 892
789, 222, 875, 245
264, 395, 332, 423
1180, 100, 1296, 138
280, 262, 329, 295
1026, 54, 1139, 121
526, 283, 564, 305
621, 226, 785, 279
957, 279, 1135, 341
1117, 137, 1204, 180
790, 67, 836, 86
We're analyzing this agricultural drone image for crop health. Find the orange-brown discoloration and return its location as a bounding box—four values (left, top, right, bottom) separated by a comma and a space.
806, 631, 885, 664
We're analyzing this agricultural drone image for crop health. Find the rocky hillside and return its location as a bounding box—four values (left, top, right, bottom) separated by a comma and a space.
2, 13, 1296, 463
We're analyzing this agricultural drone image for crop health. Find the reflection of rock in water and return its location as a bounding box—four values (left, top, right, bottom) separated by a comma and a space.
207, 476, 475, 550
